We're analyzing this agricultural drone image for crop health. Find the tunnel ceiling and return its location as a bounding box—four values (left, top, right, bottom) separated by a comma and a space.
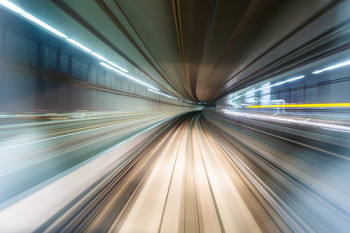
11, 0, 338, 103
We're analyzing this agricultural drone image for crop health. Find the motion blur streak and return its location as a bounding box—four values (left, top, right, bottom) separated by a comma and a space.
1, 0, 350, 232
202, 111, 350, 232
223, 110, 350, 134
248, 103, 350, 108
1, 111, 349, 232
0, 113, 288, 232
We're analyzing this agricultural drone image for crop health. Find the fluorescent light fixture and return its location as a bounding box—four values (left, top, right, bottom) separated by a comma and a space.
244, 75, 305, 95
100, 62, 158, 90
286, 75, 305, 82
273, 80, 288, 86
313, 60, 350, 74
107, 61, 128, 73
66, 38, 92, 53
0, 1, 129, 73
260, 85, 270, 90
22, 13, 67, 38
148, 89, 178, 99
0, 0, 24, 14
91, 52, 108, 62
0, 0, 67, 38
271, 75, 304, 87
89, 52, 128, 73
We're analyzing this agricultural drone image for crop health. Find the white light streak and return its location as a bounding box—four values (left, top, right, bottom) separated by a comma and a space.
313, 60, 350, 74
273, 80, 288, 86
148, 89, 178, 99
286, 75, 305, 82
91, 52, 108, 62
224, 111, 350, 133
22, 14, 67, 38
0, 0, 24, 15
100, 62, 158, 90
0, 1, 129, 73
107, 61, 128, 73
244, 75, 305, 96
66, 38, 92, 53
245, 89, 256, 95
0, 0, 67, 38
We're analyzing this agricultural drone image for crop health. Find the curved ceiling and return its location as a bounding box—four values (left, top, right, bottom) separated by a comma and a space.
12, 0, 350, 104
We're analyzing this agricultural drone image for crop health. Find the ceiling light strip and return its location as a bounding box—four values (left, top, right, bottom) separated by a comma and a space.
312, 60, 350, 74
244, 75, 305, 96
101, 62, 158, 90
0, 0, 128, 73
148, 89, 178, 99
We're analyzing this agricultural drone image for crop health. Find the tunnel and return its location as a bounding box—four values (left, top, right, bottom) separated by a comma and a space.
0, 0, 350, 232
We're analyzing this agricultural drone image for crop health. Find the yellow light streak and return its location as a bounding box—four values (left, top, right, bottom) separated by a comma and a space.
248, 103, 350, 108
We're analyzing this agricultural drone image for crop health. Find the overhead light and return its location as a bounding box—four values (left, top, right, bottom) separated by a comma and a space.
273, 80, 288, 86
270, 75, 304, 87
286, 75, 305, 82
66, 38, 92, 53
148, 89, 178, 99
313, 60, 350, 74
23, 13, 67, 38
90, 53, 128, 73
244, 75, 305, 95
100, 62, 158, 90
106, 61, 128, 73
0, 0, 128, 73
0, 0, 67, 38
260, 85, 270, 90
0, 0, 24, 14
91, 52, 108, 62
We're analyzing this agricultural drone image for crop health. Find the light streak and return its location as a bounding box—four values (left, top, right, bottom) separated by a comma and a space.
224, 110, 350, 132
148, 89, 178, 99
66, 38, 92, 53
100, 62, 158, 90
0, 0, 128, 72
228, 95, 242, 104
248, 103, 350, 108
313, 60, 350, 74
244, 75, 305, 96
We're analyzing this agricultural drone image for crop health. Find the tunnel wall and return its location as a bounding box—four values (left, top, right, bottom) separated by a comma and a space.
0, 66, 194, 113
0, 8, 194, 114
217, 71, 350, 108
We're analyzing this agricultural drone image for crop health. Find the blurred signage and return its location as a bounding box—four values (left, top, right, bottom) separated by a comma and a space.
261, 82, 271, 105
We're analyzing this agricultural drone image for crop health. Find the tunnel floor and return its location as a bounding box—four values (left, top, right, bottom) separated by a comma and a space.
0, 112, 349, 232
